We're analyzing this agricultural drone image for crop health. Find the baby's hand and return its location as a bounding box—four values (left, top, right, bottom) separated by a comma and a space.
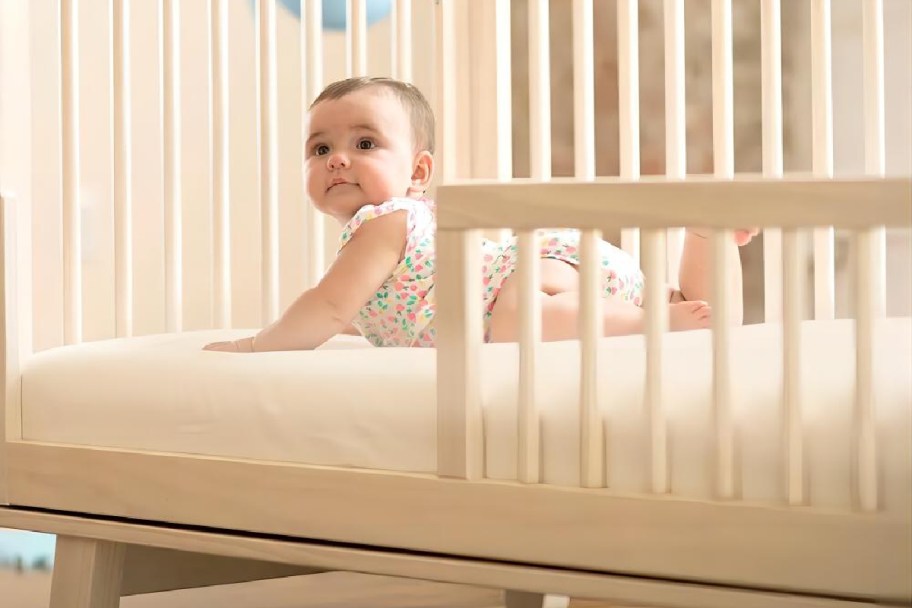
203, 337, 255, 352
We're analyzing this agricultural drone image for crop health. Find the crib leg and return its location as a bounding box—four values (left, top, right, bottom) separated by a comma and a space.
504, 590, 570, 608
50, 536, 125, 608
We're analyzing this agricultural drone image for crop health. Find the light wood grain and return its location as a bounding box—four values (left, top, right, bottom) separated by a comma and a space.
0, 507, 889, 607
112, 0, 133, 338
163, 0, 183, 334
436, 229, 484, 480
50, 536, 124, 608
517, 230, 541, 484
760, 0, 784, 323
578, 229, 602, 489
258, 0, 279, 326
0, 194, 21, 505
120, 546, 321, 596
61, 0, 81, 345
5, 442, 909, 599
435, 177, 912, 231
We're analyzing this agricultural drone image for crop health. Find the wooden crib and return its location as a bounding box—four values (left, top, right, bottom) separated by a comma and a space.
1, 1, 911, 606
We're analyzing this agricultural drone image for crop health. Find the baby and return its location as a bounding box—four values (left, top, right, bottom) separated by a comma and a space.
205, 77, 756, 352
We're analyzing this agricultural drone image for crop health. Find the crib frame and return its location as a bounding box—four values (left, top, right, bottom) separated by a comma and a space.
2, 177, 911, 605
3, 0, 912, 606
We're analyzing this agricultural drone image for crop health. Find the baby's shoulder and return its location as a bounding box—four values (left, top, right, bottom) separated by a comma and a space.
340, 198, 433, 250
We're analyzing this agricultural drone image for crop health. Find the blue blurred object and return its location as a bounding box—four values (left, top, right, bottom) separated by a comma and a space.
274, 0, 392, 31
0, 529, 55, 568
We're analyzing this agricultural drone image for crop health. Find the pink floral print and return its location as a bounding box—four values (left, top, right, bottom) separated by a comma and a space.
338, 199, 644, 347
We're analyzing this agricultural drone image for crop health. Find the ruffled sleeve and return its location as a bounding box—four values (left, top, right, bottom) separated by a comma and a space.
338, 197, 430, 251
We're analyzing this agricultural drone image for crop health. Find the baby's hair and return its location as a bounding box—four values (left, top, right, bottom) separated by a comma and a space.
310, 77, 435, 154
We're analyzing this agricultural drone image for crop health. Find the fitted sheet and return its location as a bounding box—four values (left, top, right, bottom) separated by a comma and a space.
21, 319, 912, 514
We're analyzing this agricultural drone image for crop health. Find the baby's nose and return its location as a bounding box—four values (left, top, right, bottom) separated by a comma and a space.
327, 152, 349, 170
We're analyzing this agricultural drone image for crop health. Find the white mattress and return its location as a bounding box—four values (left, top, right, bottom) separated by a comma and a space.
21, 319, 912, 514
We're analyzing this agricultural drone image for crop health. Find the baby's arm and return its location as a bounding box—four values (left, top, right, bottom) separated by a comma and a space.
204, 211, 407, 352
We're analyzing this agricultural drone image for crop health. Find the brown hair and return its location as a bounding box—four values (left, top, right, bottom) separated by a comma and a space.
309, 77, 435, 153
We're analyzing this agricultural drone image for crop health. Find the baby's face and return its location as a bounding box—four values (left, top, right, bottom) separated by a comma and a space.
304, 88, 421, 222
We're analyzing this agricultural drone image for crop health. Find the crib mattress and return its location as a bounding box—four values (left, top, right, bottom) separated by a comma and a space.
20, 319, 912, 513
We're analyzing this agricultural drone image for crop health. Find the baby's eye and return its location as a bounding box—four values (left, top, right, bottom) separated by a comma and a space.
356, 138, 376, 150
312, 144, 330, 156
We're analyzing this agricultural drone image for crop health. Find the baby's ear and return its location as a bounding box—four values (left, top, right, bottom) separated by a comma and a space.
410, 151, 434, 192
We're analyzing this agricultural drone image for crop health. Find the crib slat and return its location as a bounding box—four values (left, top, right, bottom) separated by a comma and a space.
352, 0, 367, 76
573, 0, 595, 181
711, 231, 735, 499
643, 229, 668, 494
711, 0, 734, 179
61, 0, 82, 345
394, 0, 412, 82
853, 229, 879, 512
305, 0, 325, 288
495, 0, 512, 183
782, 228, 804, 505
761, 0, 784, 323
710, 0, 734, 500
528, 0, 551, 181
618, 0, 640, 264
113, 0, 133, 337
663, 0, 685, 284
811, 0, 835, 321
579, 229, 602, 488
517, 230, 541, 484
436, 229, 484, 480
258, 0, 279, 325
162, 0, 183, 333
863, 0, 887, 317
435, 0, 456, 183
210, 0, 231, 328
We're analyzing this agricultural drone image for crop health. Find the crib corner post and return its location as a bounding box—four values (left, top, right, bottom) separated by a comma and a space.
0, 192, 23, 505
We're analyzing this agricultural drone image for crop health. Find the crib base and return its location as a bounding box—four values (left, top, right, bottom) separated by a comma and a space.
0, 507, 890, 608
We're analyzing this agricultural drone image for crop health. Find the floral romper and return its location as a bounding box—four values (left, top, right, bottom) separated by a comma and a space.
339, 198, 644, 347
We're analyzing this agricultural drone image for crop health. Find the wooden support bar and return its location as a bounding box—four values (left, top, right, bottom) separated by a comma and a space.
579, 229, 602, 488
394, 0, 412, 82
528, 0, 551, 181
162, 0, 183, 333
113, 0, 133, 337
258, 0, 279, 325
211, 0, 231, 328
305, 0, 325, 287
352, 0, 367, 76
61, 0, 82, 345
618, 0, 640, 263
853, 229, 879, 512
863, 0, 887, 317
711, 231, 735, 499
811, 0, 835, 320
643, 229, 668, 494
761, 0, 784, 323
436, 229, 483, 480
663, 0, 686, 283
435, 0, 456, 183
782, 228, 805, 505
517, 230, 541, 484
573, 0, 595, 180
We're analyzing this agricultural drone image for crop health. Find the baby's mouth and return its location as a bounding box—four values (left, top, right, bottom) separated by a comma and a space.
327, 180, 355, 192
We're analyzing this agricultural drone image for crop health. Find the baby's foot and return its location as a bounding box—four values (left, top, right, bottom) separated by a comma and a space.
669, 300, 711, 331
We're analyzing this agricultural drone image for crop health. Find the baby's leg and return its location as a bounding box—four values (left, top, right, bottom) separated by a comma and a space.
489, 259, 711, 342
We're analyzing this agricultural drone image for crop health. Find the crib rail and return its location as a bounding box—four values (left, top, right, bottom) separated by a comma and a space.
436, 176, 911, 509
